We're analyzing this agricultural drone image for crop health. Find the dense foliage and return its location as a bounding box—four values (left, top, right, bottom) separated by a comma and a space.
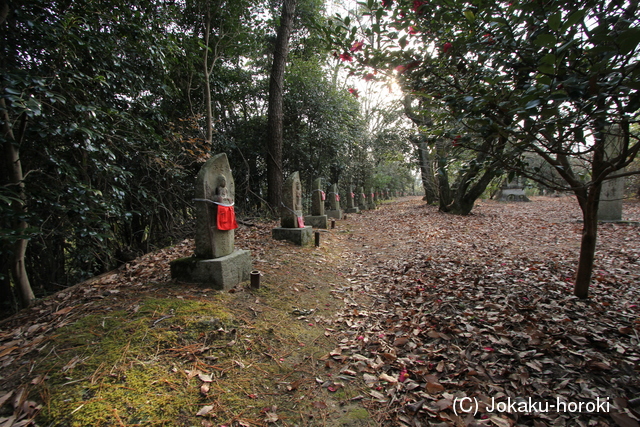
1, 0, 415, 312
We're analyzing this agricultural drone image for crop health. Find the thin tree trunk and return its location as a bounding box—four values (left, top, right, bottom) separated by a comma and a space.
417, 142, 437, 204
1, 98, 35, 307
572, 112, 608, 299
574, 186, 600, 298
266, 0, 296, 211
203, 9, 213, 146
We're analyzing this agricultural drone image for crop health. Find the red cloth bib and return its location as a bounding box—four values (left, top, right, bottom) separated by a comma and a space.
217, 205, 238, 230
321, 191, 326, 201
297, 216, 305, 228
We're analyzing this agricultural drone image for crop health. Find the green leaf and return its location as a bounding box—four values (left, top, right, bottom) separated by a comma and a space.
534, 34, 556, 47
619, 28, 640, 55
561, 10, 586, 33
525, 99, 541, 109
464, 10, 475, 22
540, 53, 556, 65
548, 12, 561, 31
197, 40, 211, 53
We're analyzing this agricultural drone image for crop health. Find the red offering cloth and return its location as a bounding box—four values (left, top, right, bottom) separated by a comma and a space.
297, 216, 305, 228
321, 191, 326, 201
217, 205, 238, 230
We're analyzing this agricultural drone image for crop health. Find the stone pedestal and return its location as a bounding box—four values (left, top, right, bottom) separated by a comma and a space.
170, 249, 251, 290
345, 207, 359, 214
496, 188, 530, 202
495, 178, 530, 202
305, 215, 328, 229
272, 226, 313, 246
326, 209, 343, 219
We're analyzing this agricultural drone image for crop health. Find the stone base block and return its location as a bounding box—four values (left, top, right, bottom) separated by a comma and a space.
272, 226, 313, 246
326, 209, 343, 219
496, 189, 530, 202
304, 215, 328, 229
345, 207, 360, 213
170, 249, 251, 290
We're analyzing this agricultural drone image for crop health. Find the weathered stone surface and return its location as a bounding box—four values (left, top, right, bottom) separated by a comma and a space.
326, 209, 343, 219
272, 226, 313, 246
281, 172, 304, 228
367, 188, 376, 210
599, 125, 624, 221
195, 153, 235, 258
495, 179, 530, 202
346, 185, 355, 209
345, 185, 359, 213
311, 178, 325, 216
345, 185, 360, 213
328, 184, 341, 211
357, 187, 367, 210
170, 250, 251, 290
305, 215, 328, 229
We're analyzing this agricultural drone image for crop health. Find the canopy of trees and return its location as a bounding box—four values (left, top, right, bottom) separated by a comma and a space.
4, 0, 636, 311
325, 0, 640, 297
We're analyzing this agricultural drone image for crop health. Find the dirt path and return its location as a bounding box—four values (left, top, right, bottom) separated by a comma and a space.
1, 196, 639, 427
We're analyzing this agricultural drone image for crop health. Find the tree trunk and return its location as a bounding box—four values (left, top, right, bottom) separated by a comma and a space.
1, 98, 35, 307
417, 142, 438, 204
572, 113, 609, 299
203, 9, 214, 146
436, 140, 452, 211
266, 0, 296, 211
574, 186, 600, 298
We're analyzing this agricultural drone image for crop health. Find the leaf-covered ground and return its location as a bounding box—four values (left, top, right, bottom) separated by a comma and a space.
327, 196, 640, 427
0, 196, 639, 427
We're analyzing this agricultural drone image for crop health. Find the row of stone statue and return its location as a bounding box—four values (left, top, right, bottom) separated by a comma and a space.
170, 154, 406, 290
280, 172, 402, 232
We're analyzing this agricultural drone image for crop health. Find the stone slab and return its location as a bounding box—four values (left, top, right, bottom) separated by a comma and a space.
272, 226, 313, 246
305, 215, 328, 229
345, 207, 359, 214
170, 249, 251, 290
326, 209, 343, 219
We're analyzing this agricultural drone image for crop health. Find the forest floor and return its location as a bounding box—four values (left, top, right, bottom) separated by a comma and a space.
0, 196, 639, 427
